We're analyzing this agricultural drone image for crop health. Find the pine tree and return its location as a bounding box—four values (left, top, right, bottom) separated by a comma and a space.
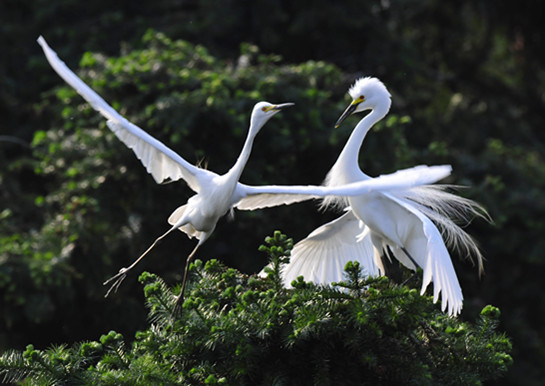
0, 231, 512, 385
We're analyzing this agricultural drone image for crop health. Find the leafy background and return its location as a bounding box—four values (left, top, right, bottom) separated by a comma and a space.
1, 1, 544, 384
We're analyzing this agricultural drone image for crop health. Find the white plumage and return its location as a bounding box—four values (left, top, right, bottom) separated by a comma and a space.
282, 210, 378, 285
254, 77, 487, 316
325, 77, 487, 315
38, 37, 454, 313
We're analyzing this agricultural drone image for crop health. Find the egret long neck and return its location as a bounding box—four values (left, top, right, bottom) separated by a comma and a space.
321, 106, 388, 208
335, 107, 388, 173
226, 122, 260, 181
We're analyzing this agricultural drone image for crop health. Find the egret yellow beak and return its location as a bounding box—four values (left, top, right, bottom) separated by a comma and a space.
335, 98, 363, 128
271, 102, 295, 111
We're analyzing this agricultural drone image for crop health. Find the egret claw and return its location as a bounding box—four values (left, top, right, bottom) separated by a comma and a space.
104, 274, 126, 298
103, 268, 126, 286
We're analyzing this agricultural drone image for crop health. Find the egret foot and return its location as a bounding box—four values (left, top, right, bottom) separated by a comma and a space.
103, 269, 128, 297
102, 229, 175, 297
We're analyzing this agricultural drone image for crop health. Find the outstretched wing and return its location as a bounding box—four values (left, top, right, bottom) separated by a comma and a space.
235, 165, 452, 210
38, 36, 214, 191
383, 192, 463, 316
281, 210, 379, 286
235, 185, 315, 210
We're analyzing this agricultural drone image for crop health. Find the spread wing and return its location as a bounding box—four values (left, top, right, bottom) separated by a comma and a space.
235, 186, 315, 210
383, 192, 463, 316
235, 165, 452, 210
281, 210, 379, 286
38, 36, 214, 191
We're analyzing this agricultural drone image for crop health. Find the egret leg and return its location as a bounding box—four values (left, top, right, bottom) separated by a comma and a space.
400, 246, 419, 287
400, 246, 419, 268
401, 274, 417, 286
171, 242, 201, 319
381, 247, 402, 283
103, 227, 176, 297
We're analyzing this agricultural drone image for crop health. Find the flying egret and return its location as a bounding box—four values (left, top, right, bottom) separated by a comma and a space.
37, 37, 457, 312
239, 77, 487, 316
37, 36, 295, 308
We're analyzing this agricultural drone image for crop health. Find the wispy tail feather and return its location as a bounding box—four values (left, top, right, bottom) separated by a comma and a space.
394, 185, 490, 275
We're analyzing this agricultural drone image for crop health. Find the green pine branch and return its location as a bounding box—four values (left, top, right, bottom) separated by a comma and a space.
0, 231, 512, 385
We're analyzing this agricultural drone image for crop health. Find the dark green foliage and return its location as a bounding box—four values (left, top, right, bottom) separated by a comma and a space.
259, 230, 293, 291
1, 1, 544, 383
0, 233, 511, 385
0, 30, 345, 351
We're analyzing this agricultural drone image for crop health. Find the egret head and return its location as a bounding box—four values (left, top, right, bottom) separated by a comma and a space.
250, 101, 294, 131
335, 77, 391, 128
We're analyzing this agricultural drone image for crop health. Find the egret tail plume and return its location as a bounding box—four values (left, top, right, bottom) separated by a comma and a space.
398, 185, 490, 275
103, 225, 179, 296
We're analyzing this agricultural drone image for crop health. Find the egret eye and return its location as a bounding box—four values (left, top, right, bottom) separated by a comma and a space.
359, 95, 365, 101
261, 107, 267, 112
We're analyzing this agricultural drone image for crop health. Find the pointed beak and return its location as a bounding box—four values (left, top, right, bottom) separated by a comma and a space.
272, 102, 295, 111
335, 101, 360, 128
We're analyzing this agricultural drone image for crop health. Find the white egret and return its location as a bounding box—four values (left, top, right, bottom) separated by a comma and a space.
37, 36, 295, 308
329, 77, 488, 316
241, 77, 487, 316
37, 37, 457, 313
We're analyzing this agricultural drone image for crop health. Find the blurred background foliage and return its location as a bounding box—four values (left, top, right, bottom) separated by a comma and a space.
0, 0, 544, 384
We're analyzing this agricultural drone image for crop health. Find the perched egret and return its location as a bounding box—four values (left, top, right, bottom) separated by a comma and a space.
325, 79, 459, 314
37, 37, 457, 313
241, 77, 487, 316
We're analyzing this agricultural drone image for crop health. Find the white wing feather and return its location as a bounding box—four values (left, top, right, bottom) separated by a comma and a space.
281, 211, 379, 286
37, 36, 213, 191
383, 192, 463, 316
235, 189, 315, 210
236, 165, 452, 209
